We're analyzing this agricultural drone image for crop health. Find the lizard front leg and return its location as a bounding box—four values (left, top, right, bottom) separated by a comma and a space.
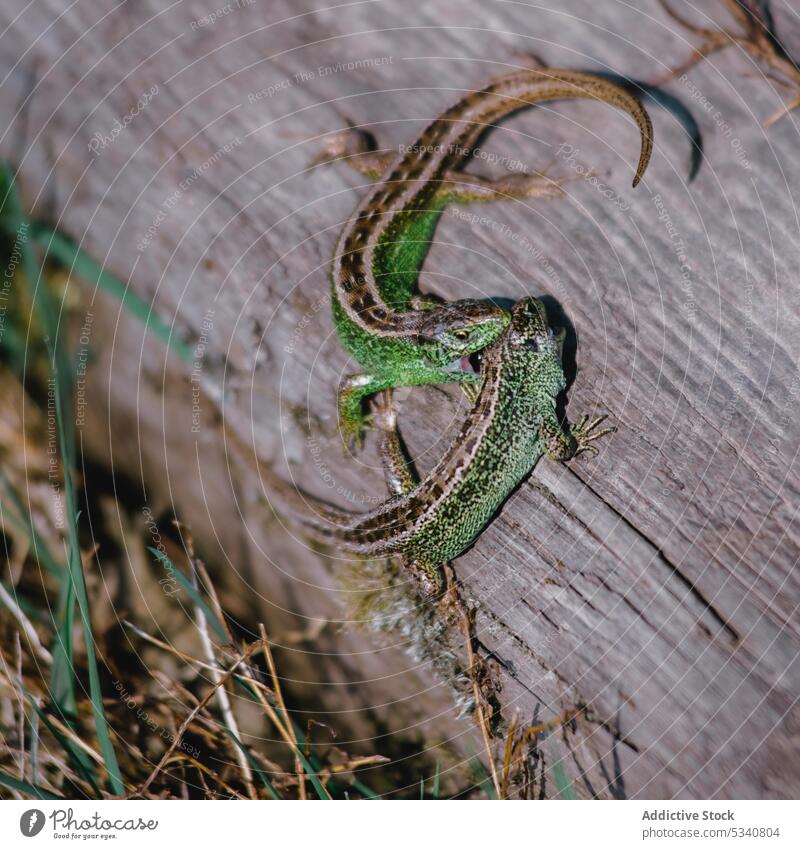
338, 368, 481, 449
337, 371, 393, 450
568, 414, 616, 458
539, 408, 615, 461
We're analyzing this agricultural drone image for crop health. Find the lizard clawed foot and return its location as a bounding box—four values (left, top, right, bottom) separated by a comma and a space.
655, 0, 800, 125
501, 170, 567, 200
570, 413, 616, 459
339, 414, 373, 453
309, 126, 393, 179
308, 125, 373, 166
338, 373, 388, 453
338, 398, 372, 452
404, 557, 445, 602
341, 392, 400, 452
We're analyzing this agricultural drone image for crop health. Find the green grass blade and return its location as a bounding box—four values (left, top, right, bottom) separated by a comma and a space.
5, 163, 124, 796
26, 696, 100, 795
0, 470, 64, 578
146, 569, 331, 799
432, 761, 440, 799
30, 224, 193, 365
0, 165, 62, 372
228, 675, 331, 800
48, 577, 77, 719
546, 733, 576, 800
0, 160, 21, 228
292, 746, 331, 800
53, 384, 124, 795
468, 755, 496, 799
0, 770, 62, 800
0, 322, 27, 374
0, 481, 69, 714
29, 708, 40, 784
0, 165, 81, 731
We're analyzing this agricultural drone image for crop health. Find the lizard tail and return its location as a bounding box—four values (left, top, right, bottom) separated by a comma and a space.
443, 67, 654, 187
222, 422, 403, 557
262, 463, 402, 557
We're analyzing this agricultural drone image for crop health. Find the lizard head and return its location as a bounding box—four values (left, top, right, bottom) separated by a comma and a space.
416, 300, 510, 368
505, 297, 568, 396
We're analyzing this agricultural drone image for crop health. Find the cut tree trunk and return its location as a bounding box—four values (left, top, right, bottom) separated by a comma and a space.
2, 0, 799, 798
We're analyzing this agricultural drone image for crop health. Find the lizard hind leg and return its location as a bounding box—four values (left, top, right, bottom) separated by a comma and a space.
437, 164, 572, 206
406, 557, 446, 600
372, 391, 446, 599
372, 390, 418, 495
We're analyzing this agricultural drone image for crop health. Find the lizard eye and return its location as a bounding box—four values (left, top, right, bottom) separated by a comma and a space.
525, 338, 540, 352
453, 329, 470, 341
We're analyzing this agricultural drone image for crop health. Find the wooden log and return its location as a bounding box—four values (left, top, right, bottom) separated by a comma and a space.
2, 0, 799, 797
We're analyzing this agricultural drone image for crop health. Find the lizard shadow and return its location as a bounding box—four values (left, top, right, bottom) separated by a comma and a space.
538, 293, 578, 389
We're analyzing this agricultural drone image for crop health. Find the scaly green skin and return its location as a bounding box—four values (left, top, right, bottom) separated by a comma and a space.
268, 298, 612, 593
328, 67, 653, 447
332, 191, 509, 448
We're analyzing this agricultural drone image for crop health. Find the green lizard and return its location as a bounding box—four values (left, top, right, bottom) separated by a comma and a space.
267, 297, 611, 594
324, 67, 653, 448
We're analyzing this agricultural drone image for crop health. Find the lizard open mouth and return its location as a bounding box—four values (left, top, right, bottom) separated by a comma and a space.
444, 353, 483, 374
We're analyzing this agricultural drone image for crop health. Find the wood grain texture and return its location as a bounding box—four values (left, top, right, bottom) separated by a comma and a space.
2, 0, 799, 797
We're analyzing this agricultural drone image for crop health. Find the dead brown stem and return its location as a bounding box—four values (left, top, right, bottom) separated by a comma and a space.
132, 641, 259, 798
442, 563, 501, 799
